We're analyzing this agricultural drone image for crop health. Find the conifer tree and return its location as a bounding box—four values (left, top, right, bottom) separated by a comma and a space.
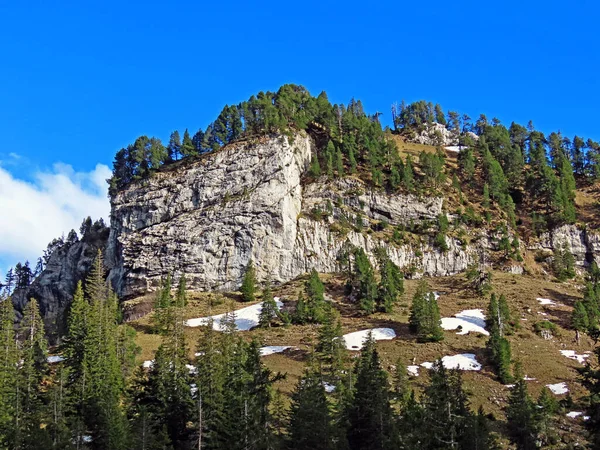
240, 260, 257, 303
572, 301, 590, 336
421, 360, 473, 449
352, 248, 378, 314
579, 347, 600, 448
288, 369, 333, 450
181, 128, 196, 157
310, 152, 322, 177
175, 273, 187, 308
153, 273, 173, 334
316, 306, 346, 383
376, 253, 404, 313
409, 281, 443, 342
346, 335, 395, 450
258, 280, 278, 328
301, 269, 328, 324
0, 298, 18, 447
18, 299, 49, 446
486, 294, 513, 383
506, 363, 537, 450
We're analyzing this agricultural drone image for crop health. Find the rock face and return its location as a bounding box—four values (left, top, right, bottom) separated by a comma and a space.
12, 229, 109, 341
106, 133, 476, 298
535, 224, 600, 266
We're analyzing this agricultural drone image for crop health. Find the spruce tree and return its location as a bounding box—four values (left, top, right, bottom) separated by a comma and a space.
376, 253, 404, 313
240, 260, 257, 303
288, 369, 333, 450
572, 301, 590, 334
153, 273, 173, 334
316, 306, 346, 383
409, 281, 443, 342
421, 360, 473, 449
353, 249, 378, 314
0, 298, 18, 447
18, 299, 49, 446
346, 335, 395, 450
258, 280, 278, 328
506, 364, 537, 450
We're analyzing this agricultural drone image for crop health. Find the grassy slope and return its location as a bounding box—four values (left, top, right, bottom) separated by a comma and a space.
128, 270, 593, 445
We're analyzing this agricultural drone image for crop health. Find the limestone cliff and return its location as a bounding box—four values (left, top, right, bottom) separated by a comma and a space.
105, 133, 477, 298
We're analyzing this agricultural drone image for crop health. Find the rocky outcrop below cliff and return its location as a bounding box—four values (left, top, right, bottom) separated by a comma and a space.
106, 133, 478, 298
532, 224, 600, 267
12, 227, 109, 341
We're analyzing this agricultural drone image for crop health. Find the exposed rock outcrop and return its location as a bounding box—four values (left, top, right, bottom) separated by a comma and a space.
534, 224, 599, 266
12, 228, 109, 341
106, 133, 476, 298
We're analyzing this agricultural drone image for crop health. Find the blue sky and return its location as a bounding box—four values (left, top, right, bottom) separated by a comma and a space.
1, 0, 599, 273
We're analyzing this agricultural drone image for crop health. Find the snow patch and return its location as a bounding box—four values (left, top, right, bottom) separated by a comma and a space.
524, 376, 537, 381
323, 382, 336, 393
142, 360, 153, 369
546, 382, 569, 395
441, 309, 488, 336
537, 298, 556, 306
186, 298, 283, 331
260, 346, 292, 357
444, 146, 464, 153
342, 328, 396, 350
47, 355, 64, 364
407, 365, 420, 377
566, 411, 583, 419
560, 350, 590, 365
421, 354, 482, 371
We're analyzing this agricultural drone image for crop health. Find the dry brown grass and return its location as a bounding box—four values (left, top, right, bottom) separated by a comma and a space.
129, 269, 595, 430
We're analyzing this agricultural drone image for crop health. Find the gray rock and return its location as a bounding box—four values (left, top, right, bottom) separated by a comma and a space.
106, 133, 476, 297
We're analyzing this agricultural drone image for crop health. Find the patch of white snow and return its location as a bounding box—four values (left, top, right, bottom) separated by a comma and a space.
342, 328, 396, 350
186, 299, 283, 331
47, 355, 64, 363
407, 365, 420, 377
445, 146, 463, 153
566, 411, 583, 419
546, 382, 569, 395
420, 354, 482, 371
142, 360, 153, 369
560, 350, 590, 365
323, 382, 336, 393
441, 309, 488, 336
537, 298, 556, 306
260, 346, 292, 357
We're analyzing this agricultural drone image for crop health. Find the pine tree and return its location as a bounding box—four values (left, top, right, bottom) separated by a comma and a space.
240, 260, 257, 303
572, 301, 590, 334
353, 249, 378, 314
302, 269, 328, 324
153, 273, 173, 334
486, 294, 513, 383
316, 306, 346, 382
181, 128, 196, 157
0, 298, 18, 447
175, 273, 187, 308
310, 152, 322, 177
288, 369, 333, 450
506, 363, 537, 449
18, 299, 49, 446
168, 130, 182, 161
258, 280, 278, 328
578, 347, 600, 448
421, 360, 473, 449
346, 335, 395, 450
409, 281, 443, 342
376, 253, 404, 313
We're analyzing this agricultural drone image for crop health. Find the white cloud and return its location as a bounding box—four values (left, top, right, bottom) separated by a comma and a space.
0, 163, 111, 272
